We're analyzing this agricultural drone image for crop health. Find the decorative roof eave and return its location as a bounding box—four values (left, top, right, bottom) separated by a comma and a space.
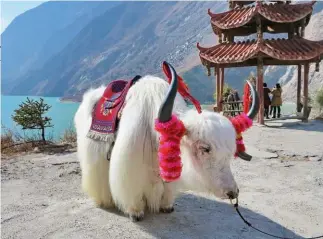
208, 1, 316, 31
197, 40, 261, 64
228, 0, 292, 9
197, 37, 323, 64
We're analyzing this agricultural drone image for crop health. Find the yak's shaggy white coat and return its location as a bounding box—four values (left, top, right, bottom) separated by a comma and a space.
74, 75, 238, 219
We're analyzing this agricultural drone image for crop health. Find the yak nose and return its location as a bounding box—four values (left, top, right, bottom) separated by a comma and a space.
227, 188, 239, 199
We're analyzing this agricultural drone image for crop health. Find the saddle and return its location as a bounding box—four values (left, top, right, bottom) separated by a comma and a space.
87, 75, 141, 141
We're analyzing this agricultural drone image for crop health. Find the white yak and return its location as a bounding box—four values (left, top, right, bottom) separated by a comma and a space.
74, 62, 259, 221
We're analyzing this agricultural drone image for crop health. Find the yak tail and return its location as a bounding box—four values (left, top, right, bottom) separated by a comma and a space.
74, 86, 105, 131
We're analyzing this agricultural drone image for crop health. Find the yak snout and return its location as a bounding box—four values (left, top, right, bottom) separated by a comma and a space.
208, 172, 239, 200
220, 182, 239, 199
226, 188, 239, 199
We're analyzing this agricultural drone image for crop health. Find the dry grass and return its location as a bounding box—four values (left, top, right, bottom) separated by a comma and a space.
0, 125, 64, 157
1, 122, 78, 157
1, 125, 44, 156
60, 123, 77, 145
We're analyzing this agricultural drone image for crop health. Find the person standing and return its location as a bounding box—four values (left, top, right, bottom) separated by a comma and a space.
271, 83, 283, 118
263, 83, 271, 119
269, 93, 273, 116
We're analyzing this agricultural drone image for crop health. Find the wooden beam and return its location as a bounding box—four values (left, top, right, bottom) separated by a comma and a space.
219, 67, 225, 112
216, 66, 220, 111
256, 15, 263, 41
224, 110, 243, 113
297, 64, 302, 112
214, 20, 307, 37
288, 22, 294, 39
223, 100, 243, 104
303, 63, 309, 121
205, 58, 317, 69
257, 57, 264, 124
300, 18, 306, 37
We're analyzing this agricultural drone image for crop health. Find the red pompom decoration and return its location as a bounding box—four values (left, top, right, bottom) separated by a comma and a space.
162, 62, 202, 114
155, 114, 186, 182
229, 113, 253, 158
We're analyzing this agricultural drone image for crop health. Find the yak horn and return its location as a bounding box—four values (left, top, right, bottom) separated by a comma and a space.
246, 80, 260, 120
158, 61, 178, 122
237, 152, 252, 161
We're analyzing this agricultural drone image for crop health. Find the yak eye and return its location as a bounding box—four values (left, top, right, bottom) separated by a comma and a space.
199, 146, 211, 153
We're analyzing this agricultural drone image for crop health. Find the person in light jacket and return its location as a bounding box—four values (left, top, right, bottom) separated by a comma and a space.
271, 83, 282, 118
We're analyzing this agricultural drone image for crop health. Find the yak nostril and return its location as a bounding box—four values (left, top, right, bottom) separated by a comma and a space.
227, 190, 238, 199
227, 191, 234, 199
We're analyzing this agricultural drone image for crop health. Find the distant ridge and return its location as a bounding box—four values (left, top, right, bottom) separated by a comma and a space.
2, 1, 322, 104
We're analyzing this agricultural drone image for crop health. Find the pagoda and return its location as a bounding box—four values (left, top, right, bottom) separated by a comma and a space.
197, 0, 323, 124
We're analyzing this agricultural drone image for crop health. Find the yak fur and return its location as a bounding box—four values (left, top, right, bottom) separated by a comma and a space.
74, 75, 238, 220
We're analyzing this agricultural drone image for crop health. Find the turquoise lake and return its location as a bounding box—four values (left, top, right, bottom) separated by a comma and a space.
1, 95, 80, 140
1, 95, 297, 141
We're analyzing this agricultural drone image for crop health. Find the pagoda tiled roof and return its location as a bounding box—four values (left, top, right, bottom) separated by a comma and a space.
197, 37, 323, 64
228, 1, 291, 7
208, 1, 315, 30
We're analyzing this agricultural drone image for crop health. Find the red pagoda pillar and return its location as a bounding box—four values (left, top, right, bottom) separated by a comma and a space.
303, 63, 310, 121
257, 57, 264, 124
297, 65, 302, 113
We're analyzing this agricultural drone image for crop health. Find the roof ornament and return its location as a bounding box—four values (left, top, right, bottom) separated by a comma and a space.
255, 0, 262, 7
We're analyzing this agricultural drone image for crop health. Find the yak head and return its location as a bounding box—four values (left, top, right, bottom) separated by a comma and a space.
157, 62, 259, 200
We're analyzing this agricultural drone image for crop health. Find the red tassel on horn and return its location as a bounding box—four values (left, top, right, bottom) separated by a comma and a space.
243, 81, 251, 114
230, 113, 253, 158
162, 62, 202, 114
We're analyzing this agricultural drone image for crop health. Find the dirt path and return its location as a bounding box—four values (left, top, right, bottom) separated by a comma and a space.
1, 119, 323, 239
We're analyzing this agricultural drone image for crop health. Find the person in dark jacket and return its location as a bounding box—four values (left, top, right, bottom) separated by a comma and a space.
263, 83, 271, 119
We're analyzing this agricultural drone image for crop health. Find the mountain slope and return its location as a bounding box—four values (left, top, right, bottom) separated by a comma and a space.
281, 9, 323, 102
1, 1, 120, 93
3, 1, 227, 98
2, 1, 322, 105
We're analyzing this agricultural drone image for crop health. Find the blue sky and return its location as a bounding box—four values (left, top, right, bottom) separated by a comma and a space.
1, 1, 47, 33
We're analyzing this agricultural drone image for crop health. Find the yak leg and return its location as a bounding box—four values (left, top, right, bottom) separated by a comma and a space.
109, 118, 152, 221
144, 180, 163, 213
160, 182, 177, 213
109, 136, 148, 221
74, 86, 114, 209
78, 139, 114, 209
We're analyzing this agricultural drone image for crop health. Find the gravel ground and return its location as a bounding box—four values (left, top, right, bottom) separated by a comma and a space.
1, 119, 323, 239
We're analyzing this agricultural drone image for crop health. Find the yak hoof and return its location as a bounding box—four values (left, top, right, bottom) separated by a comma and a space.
95, 200, 114, 210
130, 212, 144, 222
160, 206, 174, 213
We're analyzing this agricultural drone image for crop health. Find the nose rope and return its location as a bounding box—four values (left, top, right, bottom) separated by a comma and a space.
229, 198, 323, 239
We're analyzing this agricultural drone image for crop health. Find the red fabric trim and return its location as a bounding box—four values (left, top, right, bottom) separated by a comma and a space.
243, 82, 251, 114
162, 62, 202, 113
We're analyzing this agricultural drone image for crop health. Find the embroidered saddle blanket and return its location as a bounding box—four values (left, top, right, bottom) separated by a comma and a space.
87, 75, 142, 141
